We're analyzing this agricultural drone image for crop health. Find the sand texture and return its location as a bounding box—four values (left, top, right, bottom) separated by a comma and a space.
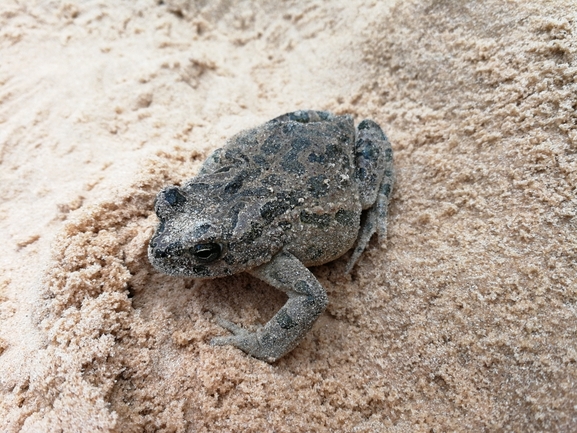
1, 0, 576, 431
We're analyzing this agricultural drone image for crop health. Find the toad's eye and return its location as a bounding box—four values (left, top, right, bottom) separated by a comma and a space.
190, 243, 222, 263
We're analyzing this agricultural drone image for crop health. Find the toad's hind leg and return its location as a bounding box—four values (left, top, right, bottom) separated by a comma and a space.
345, 119, 394, 273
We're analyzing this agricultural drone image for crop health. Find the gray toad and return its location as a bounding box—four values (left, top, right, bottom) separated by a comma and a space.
148, 110, 394, 362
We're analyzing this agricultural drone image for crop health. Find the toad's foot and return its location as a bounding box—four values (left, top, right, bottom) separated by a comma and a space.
211, 251, 328, 362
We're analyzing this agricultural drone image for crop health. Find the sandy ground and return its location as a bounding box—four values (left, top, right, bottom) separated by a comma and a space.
1, 0, 576, 431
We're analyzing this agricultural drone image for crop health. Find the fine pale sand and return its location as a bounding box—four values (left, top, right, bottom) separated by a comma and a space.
1, 1, 576, 431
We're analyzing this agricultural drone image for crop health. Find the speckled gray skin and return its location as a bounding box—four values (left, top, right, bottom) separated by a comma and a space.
148, 110, 394, 362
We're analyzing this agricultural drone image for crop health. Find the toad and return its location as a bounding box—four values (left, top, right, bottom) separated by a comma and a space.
149, 110, 394, 362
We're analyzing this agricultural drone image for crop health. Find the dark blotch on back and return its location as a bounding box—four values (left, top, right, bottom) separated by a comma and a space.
238, 222, 263, 244
224, 173, 244, 194
223, 169, 261, 195
280, 157, 305, 175
281, 137, 311, 175
261, 200, 290, 224
261, 128, 284, 154
335, 209, 357, 227
308, 152, 325, 163
307, 174, 329, 198
325, 143, 341, 163
260, 191, 299, 223
300, 210, 332, 228
230, 203, 246, 230
252, 154, 269, 168
308, 142, 342, 166
291, 137, 311, 151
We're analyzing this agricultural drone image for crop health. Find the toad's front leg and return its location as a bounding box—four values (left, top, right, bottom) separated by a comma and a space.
211, 251, 328, 362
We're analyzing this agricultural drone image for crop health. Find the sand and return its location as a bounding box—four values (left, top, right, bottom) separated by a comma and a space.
1, 0, 576, 431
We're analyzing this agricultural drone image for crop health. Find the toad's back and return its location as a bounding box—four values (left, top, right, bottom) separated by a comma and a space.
179, 111, 363, 269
